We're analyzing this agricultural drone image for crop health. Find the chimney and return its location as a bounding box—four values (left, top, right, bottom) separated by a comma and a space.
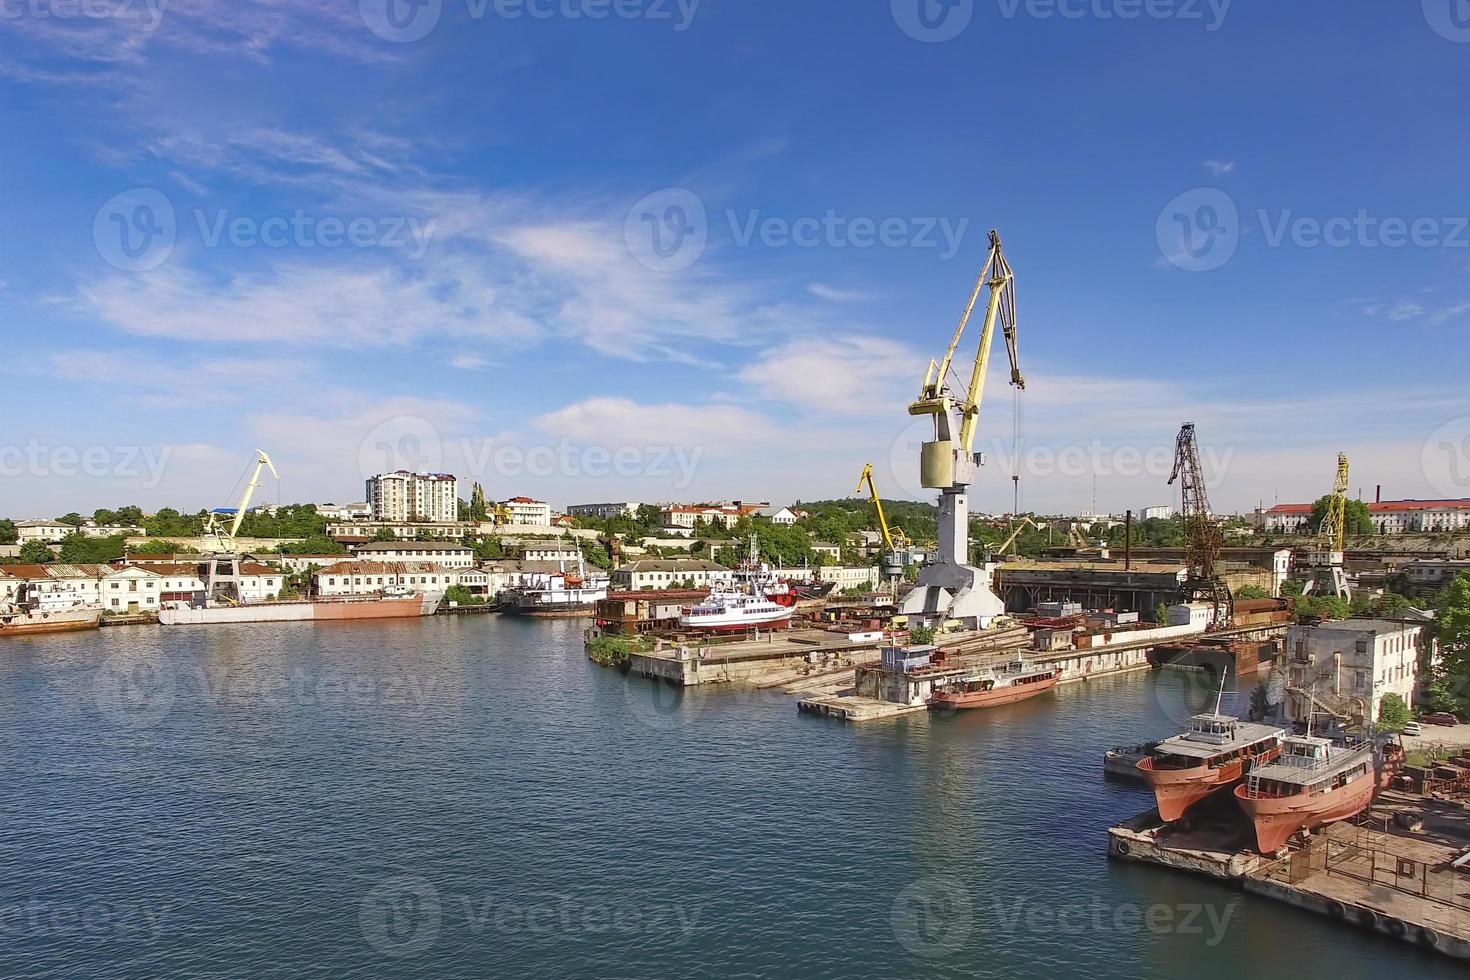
1375, 484, 1382, 504
1124, 510, 1133, 571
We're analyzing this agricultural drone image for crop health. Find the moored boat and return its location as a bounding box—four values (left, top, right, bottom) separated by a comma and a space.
159, 592, 440, 625
929, 661, 1060, 710
679, 591, 792, 632
1136, 713, 1286, 821
0, 583, 103, 637
1233, 734, 1382, 854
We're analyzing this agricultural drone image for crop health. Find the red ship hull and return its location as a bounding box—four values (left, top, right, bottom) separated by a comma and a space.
1235, 769, 1376, 854
1137, 744, 1283, 822
929, 669, 1060, 710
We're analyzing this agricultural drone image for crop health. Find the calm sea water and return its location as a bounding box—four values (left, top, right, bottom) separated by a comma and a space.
0, 616, 1459, 978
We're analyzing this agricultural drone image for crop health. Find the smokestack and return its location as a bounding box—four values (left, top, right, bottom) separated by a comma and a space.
1124, 510, 1132, 572
1375, 484, 1382, 504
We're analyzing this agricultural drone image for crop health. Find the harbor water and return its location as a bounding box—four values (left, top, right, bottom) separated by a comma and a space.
1, 616, 1461, 978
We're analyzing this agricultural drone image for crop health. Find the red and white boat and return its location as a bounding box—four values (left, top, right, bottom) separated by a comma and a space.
679, 536, 794, 632
1136, 712, 1286, 822
1234, 734, 1386, 854
929, 661, 1060, 710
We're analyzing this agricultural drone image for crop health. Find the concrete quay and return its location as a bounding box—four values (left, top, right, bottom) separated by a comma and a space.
1108, 791, 1470, 960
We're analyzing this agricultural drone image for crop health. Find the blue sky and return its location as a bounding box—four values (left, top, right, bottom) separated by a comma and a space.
2, 0, 1468, 518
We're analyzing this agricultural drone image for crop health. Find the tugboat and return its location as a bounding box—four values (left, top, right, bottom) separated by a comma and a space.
0, 582, 103, 637
929, 660, 1061, 711
1136, 671, 1285, 821
1234, 733, 1387, 854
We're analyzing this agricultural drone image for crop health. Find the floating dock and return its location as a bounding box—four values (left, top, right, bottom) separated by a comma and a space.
1108, 790, 1470, 959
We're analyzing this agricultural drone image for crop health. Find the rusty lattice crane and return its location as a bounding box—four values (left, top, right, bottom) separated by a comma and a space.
1302, 452, 1351, 599
1168, 423, 1233, 629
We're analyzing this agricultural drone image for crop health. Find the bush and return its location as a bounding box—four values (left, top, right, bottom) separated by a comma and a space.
1378, 693, 1412, 731
908, 625, 936, 646
444, 585, 485, 607
586, 633, 653, 667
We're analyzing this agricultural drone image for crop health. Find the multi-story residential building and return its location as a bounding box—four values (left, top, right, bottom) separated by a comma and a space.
1259, 498, 1470, 535
327, 521, 469, 542
500, 497, 553, 526
365, 471, 459, 523
519, 540, 584, 563
1141, 505, 1174, 521
15, 520, 76, 544
349, 541, 475, 568
1282, 619, 1426, 728
810, 542, 843, 562
610, 559, 734, 591
565, 502, 642, 521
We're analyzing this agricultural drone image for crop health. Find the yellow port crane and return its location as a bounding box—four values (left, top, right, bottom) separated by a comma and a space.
204, 449, 278, 554
986, 516, 1041, 560
1303, 452, 1351, 599
899, 228, 1025, 627
856, 463, 909, 588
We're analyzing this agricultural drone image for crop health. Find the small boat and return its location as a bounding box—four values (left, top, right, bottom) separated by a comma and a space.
678, 535, 793, 632
0, 582, 103, 637
1103, 742, 1158, 781
498, 550, 609, 618
1136, 713, 1286, 821
929, 661, 1060, 710
1234, 734, 1384, 854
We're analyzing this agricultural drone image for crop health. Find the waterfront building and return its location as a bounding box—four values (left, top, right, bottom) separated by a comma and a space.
349, 541, 475, 568
500, 497, 553, 527
610, 559, 734, 591
1282, 619, 1427, 728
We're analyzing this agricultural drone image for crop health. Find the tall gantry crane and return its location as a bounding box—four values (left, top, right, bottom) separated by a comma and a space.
1302, 452, 1351, 599
202, 449, 278, 606
898, 229, 1025, 628
1168, 423, 1233, 629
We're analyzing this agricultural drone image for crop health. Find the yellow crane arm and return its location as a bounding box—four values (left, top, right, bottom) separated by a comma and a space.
992, 516, 1040, 556
957, 229, 1024, 454
856, 463, 897, 551
227, 450, 279, 542
1322, 452, 1349, 552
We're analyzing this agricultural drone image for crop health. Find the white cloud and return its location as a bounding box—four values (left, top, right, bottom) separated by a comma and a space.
1428, 302, 1470, 326
1388, 302, 1425, 322
450, 353, 490, 371
533, 396, 778, 450
807, 283, 874, 303
738, 337, 921, 415
1203, 160, 1236, 175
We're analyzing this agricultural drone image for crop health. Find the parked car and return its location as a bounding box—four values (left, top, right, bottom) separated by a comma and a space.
1402, 721, 1422, 737
1423, 712, 1460, 727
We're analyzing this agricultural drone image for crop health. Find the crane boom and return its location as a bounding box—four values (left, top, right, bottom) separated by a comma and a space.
1320, 452, 1349, 554
856, 463, 897, 551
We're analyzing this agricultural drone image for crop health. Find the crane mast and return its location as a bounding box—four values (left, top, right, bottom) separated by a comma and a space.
898, 228, 1024, 630
1168, 423, 1233, 629
202, 449, 279, 607
1302, 452, 1351, 599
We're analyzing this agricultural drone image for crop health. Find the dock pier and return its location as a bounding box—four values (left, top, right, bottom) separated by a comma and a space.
1108, 790, 1470, 959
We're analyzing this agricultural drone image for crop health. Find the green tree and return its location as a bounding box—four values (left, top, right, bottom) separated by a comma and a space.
1432, 573, 1470, 713
276, 536, 348, 556
58, 533, 127, 563
1308, 495, 1374, 537
469, 483, 489, 522
56, 512, 84, 527
1377, 693, 1412, 731
444, 585, 485, 606
114, 505, 145, 524
0, 519, 16, 545
92, 508, 119, 526
18, 541, 54, 563
1235, 584, 1270, 600
1293, 594, 1350, 622
372, 527, 398, 542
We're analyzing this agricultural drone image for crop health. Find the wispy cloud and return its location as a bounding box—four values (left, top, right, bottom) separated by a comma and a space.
808, 282, 874, 303
1203, 159, 1236, 176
